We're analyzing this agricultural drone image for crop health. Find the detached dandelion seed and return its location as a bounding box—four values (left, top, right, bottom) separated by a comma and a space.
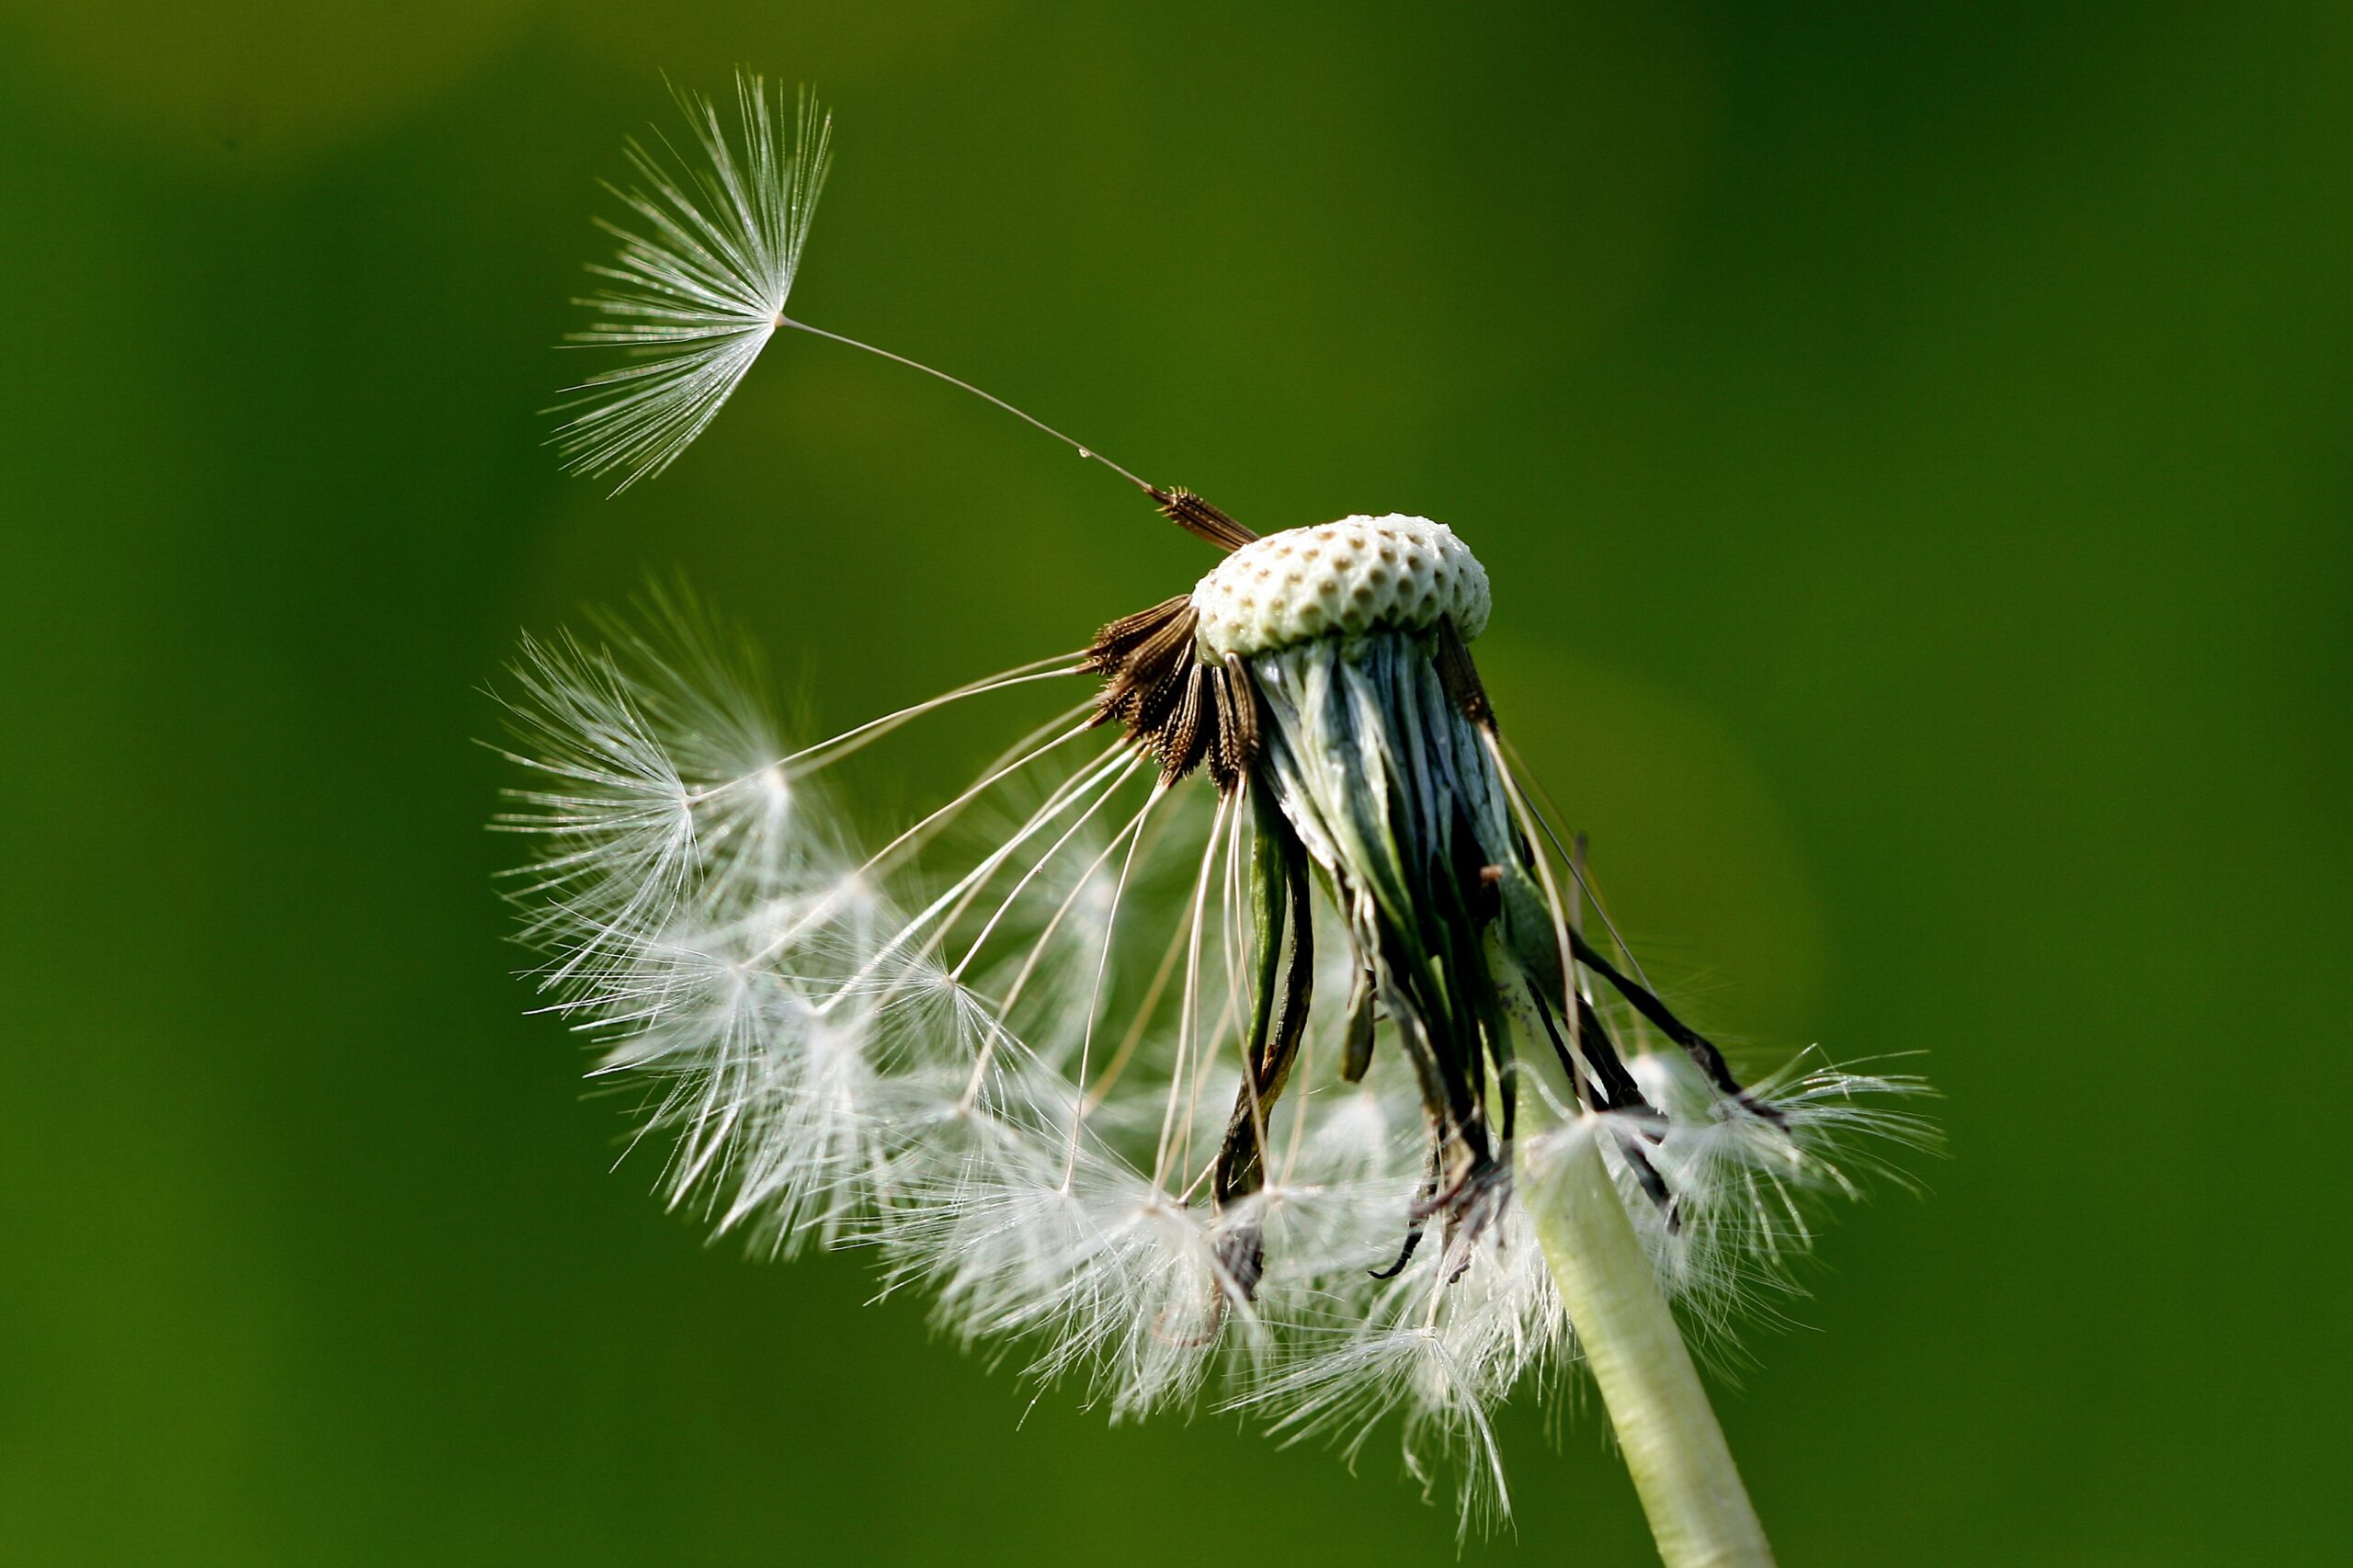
552, 75, 831, 491
504, 72, 1934, 1563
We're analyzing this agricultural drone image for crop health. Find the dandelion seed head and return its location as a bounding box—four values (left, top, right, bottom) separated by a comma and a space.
505, 77, 1931, 1533
497, 569, 1924, 1528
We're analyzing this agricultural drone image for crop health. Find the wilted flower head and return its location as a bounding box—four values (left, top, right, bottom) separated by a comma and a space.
504, 74, 1930, 1536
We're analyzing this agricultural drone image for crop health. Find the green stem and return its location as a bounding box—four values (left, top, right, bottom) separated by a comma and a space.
1518, 1120, 1776, 1568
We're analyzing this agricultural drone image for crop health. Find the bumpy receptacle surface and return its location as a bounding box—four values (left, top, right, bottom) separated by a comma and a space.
1190, 514, 1491, 659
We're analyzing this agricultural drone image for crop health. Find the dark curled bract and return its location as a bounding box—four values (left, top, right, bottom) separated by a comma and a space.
1084, 596, 1261, 791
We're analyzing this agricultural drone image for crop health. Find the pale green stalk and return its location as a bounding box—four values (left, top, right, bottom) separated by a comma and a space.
1519, 1118, 1776, 1568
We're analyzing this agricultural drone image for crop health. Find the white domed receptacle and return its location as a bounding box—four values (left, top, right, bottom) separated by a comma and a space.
1188, 514, 1492, 660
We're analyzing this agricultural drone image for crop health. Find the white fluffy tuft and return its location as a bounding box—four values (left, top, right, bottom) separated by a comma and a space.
552, 73, 832, 492
496, 598, 1923, 1530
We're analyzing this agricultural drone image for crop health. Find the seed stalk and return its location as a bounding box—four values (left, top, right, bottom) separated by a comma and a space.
1519, 1118, 1775, 1568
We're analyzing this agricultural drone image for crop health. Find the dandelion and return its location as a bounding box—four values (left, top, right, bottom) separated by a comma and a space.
503, 73, 1932, 1563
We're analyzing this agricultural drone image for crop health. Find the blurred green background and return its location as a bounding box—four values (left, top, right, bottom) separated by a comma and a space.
3, 2, 2347, 1562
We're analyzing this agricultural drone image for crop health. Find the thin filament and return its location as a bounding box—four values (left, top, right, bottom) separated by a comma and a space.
783, 317, 1158, 495
959, 767, 1160, 1108
779, 653, 1086, 774
1495, 731, 1655, 992
1154, 793, 1233, 1187
1065, 780, 1176, 1182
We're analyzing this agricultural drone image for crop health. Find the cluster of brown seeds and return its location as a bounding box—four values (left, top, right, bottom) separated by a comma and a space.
1083, 596, 1261, 792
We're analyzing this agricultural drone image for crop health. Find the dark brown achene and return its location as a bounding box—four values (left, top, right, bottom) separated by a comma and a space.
1083, 594, 1261, 792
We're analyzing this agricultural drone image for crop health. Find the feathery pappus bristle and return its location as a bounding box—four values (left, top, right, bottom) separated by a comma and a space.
553, 73, 832, 492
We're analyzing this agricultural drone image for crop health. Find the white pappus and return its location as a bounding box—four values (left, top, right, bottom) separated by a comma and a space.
502, 73, 1932, 1550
